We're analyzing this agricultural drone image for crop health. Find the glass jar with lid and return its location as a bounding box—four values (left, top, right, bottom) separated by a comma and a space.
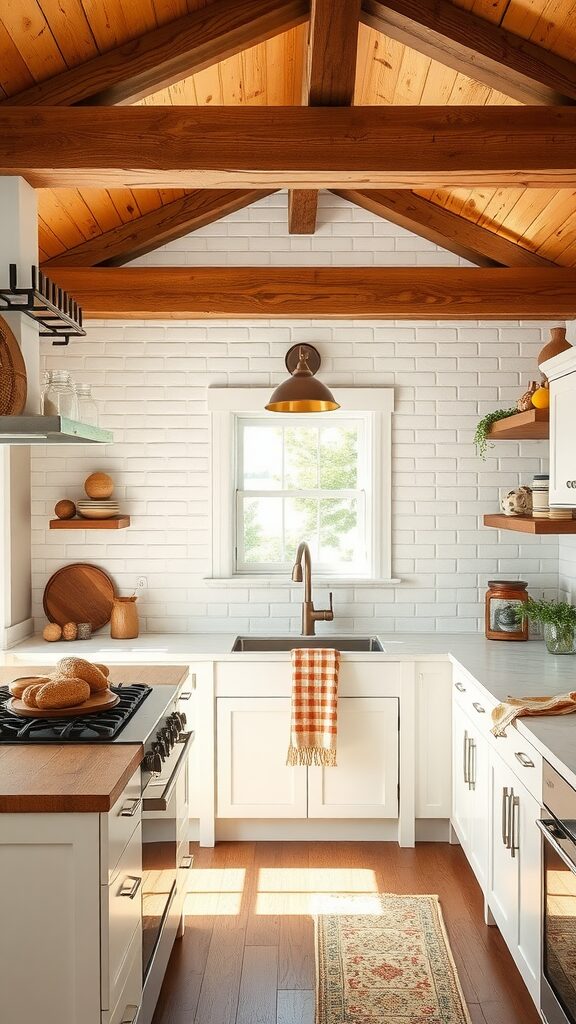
485, 580, 529, 641
41, 370, 79, 419
75, 382, 98, 426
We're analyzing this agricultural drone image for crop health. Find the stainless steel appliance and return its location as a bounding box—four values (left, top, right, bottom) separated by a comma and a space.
539, 760, 576, 1024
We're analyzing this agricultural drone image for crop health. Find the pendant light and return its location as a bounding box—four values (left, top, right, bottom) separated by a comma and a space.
265, 344, 339, 413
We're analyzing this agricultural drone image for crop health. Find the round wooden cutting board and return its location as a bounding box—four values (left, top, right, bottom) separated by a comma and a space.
6, 688, 119, 719
0, 315, 27, 415
43, 563, 116, 630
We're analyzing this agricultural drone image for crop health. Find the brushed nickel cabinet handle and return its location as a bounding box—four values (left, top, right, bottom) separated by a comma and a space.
119, 875, 142, 899
502, 787, 510, 847
468, 738, 476, 791
179, 691, 192, 700
510, 794, 520, 858
463, 731, 469, 784
472, 702, 485, 714
515, 752, 535, 768
180, 854, 194, 869
119, 797, 141, 817
455, 682, 466, 692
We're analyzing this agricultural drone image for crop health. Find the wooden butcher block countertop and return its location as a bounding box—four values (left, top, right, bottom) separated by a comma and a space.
0, 664, 188, 813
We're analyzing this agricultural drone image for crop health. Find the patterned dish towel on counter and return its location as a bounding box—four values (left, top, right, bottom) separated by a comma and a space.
287, 647, 340, 767
491, 691, 576, 737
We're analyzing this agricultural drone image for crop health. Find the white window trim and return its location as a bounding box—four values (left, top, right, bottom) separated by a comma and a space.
207, 387, 396, 584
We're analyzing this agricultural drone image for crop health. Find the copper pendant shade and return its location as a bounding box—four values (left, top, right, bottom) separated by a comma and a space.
265, 344, 339, 413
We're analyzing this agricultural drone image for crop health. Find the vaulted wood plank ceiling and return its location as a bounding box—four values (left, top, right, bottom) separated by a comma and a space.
1, 0, 576, 266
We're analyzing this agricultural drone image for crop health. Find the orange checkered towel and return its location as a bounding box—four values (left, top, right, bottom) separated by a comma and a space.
491, 691, 576, 737
287, 647, 340, 767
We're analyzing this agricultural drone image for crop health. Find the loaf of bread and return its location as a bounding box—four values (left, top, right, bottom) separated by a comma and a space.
21, 683, 49, 707
9, 676, 51, 699
55, 657, 109, 692
36, 677, 90, 709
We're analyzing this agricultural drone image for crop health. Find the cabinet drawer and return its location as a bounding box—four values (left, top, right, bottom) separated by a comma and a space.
106, 925, 142, 1024
492, 726, 542, 803
102, 823, 142, 1012
102, 767, 142, 884
453, 672, 495, 736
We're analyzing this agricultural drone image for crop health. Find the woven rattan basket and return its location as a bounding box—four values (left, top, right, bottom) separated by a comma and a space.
0, 316, 27, 415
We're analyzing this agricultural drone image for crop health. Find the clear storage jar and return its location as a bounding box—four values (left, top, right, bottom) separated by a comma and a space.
41, 370, 78, 419
75, 383, 98, 426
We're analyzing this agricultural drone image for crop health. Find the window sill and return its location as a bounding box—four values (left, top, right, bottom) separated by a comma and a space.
203, 577, 402, 588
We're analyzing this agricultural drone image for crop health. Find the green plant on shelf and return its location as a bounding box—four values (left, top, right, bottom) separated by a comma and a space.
474, 409, 517, 460
517, 598, 576, 655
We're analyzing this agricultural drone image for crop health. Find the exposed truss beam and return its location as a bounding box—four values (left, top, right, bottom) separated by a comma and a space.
1, 0, 308, 107
46, 267, 576, 320
3, 106, 576, 189
360, 0, 576, 106
334, 190, 557, 268
42, 190, 274, 268
289, 0, 361, 234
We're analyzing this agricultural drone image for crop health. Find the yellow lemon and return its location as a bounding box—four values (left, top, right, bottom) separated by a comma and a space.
531, 387, 549, 410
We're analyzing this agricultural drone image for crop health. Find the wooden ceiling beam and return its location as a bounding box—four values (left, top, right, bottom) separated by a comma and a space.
334, 190, 558, 268
3, 106, 576, 190
41, 190, 275, 268
0, 0, 309, 107
45, 267, 576, 320
360, 0, 576, 106
289, 0, 361, 234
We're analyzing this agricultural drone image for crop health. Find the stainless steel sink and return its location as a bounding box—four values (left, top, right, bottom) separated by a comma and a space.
231, 635, 384, 652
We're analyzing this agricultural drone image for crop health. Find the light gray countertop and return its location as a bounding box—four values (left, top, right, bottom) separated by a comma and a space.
3, 631, 576, 791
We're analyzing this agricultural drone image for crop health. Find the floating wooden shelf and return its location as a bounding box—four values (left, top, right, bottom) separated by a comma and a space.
484, 514, 576, 534
487, 408, 549, 440
49, 516, 130, 530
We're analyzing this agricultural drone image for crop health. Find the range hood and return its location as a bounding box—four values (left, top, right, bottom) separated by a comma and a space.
0, 416, 113, 445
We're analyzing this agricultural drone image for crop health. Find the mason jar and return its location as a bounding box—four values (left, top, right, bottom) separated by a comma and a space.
75, 382, 98, 426
41, 370, 79, 419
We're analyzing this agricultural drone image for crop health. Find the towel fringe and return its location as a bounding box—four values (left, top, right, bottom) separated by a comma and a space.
287, 745, 337, 768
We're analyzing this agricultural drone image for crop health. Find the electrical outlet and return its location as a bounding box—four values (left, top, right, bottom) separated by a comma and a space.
136, 576, 148, 591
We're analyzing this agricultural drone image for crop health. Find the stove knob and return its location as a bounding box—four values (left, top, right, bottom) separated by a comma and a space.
161, 726, 174, 751
155, 735, 168, 759
168, 714, 181, 739
178, 711, 187, 729
143, 750, 162, 774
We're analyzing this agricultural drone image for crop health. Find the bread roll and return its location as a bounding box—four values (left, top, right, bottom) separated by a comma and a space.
36, 677, 90, 709
9, 676, 51, 699
94, 663, 110, 678
21, 683, 48, 708
55, 657, 109, 692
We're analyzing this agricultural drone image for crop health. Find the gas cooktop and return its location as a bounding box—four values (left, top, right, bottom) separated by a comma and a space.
0, 683, 151, 743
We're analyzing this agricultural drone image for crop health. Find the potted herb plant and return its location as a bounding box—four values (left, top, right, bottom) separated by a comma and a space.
518, 598, 576, 655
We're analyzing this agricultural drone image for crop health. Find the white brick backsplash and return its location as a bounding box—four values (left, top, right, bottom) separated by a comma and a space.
30, 192, 560, 634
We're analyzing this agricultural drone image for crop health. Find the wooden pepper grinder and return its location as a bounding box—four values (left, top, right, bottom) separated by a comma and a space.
110, 595, 139, 639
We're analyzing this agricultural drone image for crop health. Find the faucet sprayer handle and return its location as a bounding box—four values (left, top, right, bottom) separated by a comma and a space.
326, 592, 334, 621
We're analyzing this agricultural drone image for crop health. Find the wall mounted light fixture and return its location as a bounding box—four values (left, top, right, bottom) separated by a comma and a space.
265, 344, 339, 413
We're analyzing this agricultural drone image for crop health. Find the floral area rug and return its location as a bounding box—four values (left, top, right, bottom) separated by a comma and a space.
315, 893, 472, 1024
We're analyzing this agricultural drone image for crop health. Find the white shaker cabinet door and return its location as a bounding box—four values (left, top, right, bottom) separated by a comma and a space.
307, 698, 399, 819
217, 698, 307, 818
416, 663, 452, 819
515, 778, 542, 1005
488, 752, 519, 951
549, 371, 576, 505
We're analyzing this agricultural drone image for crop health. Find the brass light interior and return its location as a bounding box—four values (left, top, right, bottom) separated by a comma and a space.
265, 344, 339, 413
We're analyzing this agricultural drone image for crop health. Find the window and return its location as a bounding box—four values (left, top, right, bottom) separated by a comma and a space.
236, 416, 369, 575
208, 388, 394, 582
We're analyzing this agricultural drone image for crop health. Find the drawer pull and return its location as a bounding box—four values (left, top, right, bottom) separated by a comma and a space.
472, 702, 485, 714
119, 797, 141, 818
119, 875, 142, 900
455, 682, 466, 692
180, 854, 194, 869
179, 691, 192, 700
510, 794, 520, 859
120, 1007, 139, 1024
515, 751, 535, 768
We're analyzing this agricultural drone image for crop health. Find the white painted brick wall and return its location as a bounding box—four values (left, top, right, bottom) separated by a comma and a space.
31, 192, 558, 634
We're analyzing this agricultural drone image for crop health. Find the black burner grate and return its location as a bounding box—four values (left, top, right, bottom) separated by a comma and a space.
0, 684, 151, 742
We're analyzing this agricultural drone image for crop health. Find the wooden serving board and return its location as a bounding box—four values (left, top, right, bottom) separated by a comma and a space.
7, 689, 119, 719
43, 563, 116, 630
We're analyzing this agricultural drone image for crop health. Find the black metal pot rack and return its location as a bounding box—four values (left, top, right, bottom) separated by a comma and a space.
0, 264, 86, 346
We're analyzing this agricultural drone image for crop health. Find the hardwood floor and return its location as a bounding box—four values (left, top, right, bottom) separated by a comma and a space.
152, 841, 541, 1024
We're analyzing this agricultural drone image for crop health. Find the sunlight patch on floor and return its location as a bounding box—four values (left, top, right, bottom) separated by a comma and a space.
255, 866, 380, 915
184, 867, 246, 916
